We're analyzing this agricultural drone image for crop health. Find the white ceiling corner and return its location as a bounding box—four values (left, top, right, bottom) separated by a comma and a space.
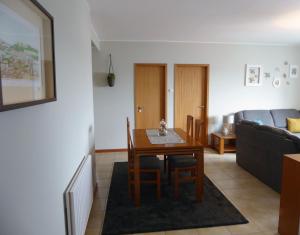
87, 0, 300, 45
85, 0, 101, 49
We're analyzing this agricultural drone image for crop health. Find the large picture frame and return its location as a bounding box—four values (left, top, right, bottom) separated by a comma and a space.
245, 64, 263, 87
0, 0, 56, 112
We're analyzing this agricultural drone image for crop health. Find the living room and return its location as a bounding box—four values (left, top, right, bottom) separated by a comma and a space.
0, 0, 300, 235
89, 0, 300, 234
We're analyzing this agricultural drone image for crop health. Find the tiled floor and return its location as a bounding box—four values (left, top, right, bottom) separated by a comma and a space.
85, 149, 280, 235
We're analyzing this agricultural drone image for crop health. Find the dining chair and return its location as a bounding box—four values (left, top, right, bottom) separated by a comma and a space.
163, 115, 194, 173
168, 118, 202, 199
126, 118, 161, 200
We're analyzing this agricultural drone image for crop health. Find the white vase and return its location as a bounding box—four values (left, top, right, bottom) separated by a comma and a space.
222, 126, 229, 136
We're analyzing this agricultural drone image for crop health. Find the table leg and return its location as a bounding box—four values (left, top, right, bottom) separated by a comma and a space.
211, 135, 215, 149
133, 152, 141, 207
195, 149, 204, 202
219, 138, 224, 154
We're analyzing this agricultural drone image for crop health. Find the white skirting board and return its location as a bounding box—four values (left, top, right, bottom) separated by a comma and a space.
65, 155, 94, 235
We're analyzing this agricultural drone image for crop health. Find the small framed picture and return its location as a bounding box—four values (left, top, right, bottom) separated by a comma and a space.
245, 65, 263, 86
289, 65, 299, 78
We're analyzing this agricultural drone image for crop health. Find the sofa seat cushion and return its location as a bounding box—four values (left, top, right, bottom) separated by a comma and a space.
271, 109, 300, 128
289, 132, 300, 138
282, 130, 300, 149
242, 110, 275, 127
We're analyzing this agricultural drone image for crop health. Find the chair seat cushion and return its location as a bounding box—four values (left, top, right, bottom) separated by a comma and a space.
168, 155, 193, 161
169, 156, 196, 168
140, 156, 161, 169
141, 155, 156, 158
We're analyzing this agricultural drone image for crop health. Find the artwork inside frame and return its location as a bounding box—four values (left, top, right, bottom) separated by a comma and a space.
289, 65, 299, 79
245, 64, 263, 87
0, 0, 56, 112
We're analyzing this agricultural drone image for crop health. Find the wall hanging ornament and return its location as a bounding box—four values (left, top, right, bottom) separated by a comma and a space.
107, 54, 115, 87
273, 78, 281, 88
289, 65, 299, 79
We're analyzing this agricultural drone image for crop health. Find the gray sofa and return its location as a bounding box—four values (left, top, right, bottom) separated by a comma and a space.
234, 109, 300, 192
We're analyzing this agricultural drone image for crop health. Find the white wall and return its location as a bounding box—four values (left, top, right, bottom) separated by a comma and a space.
0, 0, 94, 235
92, 41, 300, 150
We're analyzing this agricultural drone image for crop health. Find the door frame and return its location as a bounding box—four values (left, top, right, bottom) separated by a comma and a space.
174, 64, 210, 146
134, 63, 168, 129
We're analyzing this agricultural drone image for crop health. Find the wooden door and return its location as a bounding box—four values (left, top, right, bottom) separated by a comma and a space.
135, 64, 166, 129
174, 64, 209, 145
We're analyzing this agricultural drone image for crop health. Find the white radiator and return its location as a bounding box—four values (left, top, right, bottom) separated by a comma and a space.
65, 155, 94, 235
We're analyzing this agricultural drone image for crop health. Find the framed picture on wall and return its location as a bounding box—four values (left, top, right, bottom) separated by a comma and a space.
289, 65, 299, 78
245, 64, 263, 87
0, 0, 56, 112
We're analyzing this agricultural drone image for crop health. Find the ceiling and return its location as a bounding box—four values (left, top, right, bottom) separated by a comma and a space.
87, 0, 300, 45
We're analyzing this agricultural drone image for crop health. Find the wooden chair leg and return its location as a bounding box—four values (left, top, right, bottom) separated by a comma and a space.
174, 168, 179, 199
156, 170, 161, 200
164, 155, 167, 173
128, 174, 132, 198
191, 168, 195, 177
168, 162, 172, 185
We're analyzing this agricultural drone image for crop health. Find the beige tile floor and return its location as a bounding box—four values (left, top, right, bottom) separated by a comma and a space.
85, 149, 281, 235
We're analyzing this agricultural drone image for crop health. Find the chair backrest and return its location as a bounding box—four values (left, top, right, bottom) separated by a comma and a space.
186, 115, 194, 137
127, 117, 130, 149
126, 117, 134, 169
195, 119, 202, 142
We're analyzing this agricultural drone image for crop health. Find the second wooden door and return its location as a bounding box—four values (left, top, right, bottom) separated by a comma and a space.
174, 64, 209, 145
135, 64, 166, 129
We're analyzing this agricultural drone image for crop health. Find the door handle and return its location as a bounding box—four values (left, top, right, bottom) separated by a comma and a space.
137, 106, 143, 113
198, 106, 205, 109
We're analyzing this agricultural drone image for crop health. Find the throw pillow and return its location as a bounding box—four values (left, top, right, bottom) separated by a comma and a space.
287, 118, 300, 133
254, 119, 263, 125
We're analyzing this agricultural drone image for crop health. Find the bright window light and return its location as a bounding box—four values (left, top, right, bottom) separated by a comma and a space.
274, 10, 300, 30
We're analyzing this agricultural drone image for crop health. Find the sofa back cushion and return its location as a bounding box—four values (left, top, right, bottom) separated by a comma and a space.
271, 109, 300, 128
240, 120, 259, 127
241, 110, 275, 127
234, 111, 244, 124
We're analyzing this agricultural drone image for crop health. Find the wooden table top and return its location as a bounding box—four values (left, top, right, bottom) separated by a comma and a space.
211, 132, 236, 139
284, 154, 300, 163
132, 128, 203, 151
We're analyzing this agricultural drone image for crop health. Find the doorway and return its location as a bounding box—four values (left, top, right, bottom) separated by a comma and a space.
174, 64, 209, 145
134, 64, 167, 129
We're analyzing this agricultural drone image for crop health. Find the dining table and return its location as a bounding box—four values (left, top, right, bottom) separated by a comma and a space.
132, 128, 204, 207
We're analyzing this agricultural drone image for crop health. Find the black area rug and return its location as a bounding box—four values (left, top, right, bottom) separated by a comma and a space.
102, 162, 248, 235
